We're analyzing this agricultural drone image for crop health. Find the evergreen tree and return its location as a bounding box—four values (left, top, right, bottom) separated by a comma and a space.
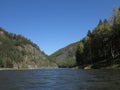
76, 7, 120, 68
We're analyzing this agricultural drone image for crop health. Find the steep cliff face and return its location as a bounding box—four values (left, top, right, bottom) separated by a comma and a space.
0, 28, 57, 69
49, 42, 79, 67
14, 44, 49, 69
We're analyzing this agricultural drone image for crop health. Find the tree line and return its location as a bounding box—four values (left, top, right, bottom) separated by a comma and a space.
76, 7, 120, 68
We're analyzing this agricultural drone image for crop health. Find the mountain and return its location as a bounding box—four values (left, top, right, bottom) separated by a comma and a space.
50, 7, 120, 69
49, 42, 79, 67
0, 28, 56, 69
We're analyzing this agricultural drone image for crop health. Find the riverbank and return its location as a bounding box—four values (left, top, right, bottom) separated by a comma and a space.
1, 64, 120, 70
77, 64, 120, 69
0, 67, 58, 71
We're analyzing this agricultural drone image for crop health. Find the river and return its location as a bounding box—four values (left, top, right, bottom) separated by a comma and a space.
0, 69, 120, 90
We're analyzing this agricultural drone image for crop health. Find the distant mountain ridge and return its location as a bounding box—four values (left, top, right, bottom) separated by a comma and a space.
49, 42, 79, 67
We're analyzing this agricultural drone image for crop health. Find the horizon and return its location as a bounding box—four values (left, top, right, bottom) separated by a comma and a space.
0, 0, 120, 55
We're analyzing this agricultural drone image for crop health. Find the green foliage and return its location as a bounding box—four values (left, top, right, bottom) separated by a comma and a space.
0, 28, 41, 68
76, 7, 120, 68
0, 34, 23, 67
49, 42, 79, 68
76, 41, 85, 65
56, 58, 76, 68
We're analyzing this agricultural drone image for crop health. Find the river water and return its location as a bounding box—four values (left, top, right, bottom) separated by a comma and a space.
0, 69, 120, 90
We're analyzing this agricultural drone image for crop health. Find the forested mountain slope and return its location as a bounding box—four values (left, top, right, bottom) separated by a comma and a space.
0, 28, 56, 69
49, 42, 79, 67
76, 7, 120, 69
50, 7, 120, 69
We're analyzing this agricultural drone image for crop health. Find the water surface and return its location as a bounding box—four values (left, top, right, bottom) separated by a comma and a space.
0, 69, 120, 90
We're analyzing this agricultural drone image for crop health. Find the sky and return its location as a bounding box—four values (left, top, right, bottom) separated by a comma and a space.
0, 0, 120, 55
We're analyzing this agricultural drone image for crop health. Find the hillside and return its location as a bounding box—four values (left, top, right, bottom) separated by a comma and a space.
50, 7, 120, 69
49, 42, 79, 67
76, 7, 120, 69
0, 28, 56, 69
1, 7, 120, 69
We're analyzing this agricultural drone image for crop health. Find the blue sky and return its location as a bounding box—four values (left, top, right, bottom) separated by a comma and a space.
0, 0, 120, 55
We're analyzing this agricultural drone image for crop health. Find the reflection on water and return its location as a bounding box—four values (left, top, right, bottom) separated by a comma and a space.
0, 69, 120, 90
